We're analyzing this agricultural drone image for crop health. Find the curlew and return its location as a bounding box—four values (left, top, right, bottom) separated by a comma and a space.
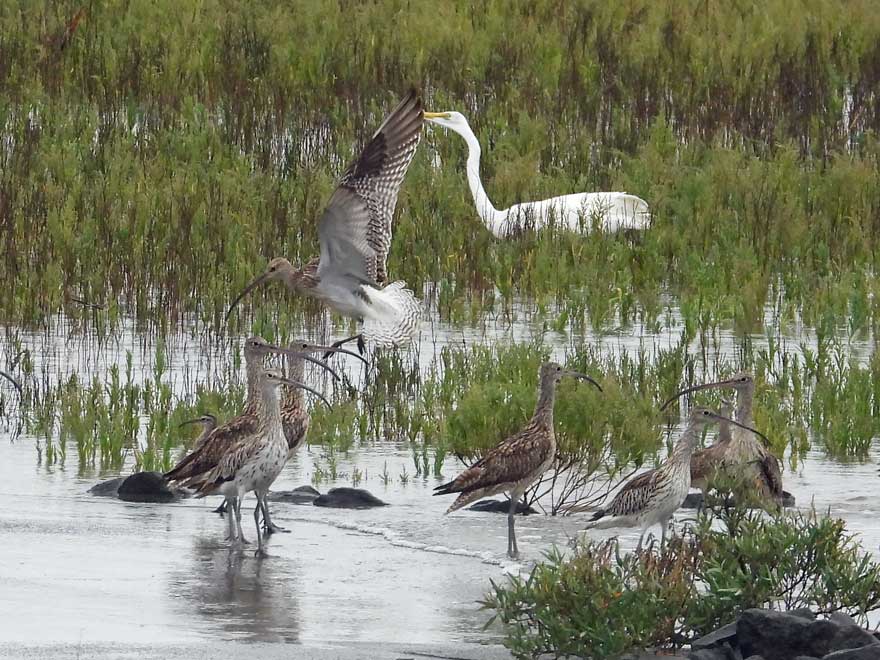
661, 372, 784, 512
194, 367, 320, 557
226, 89, 425, 352
164, 337, 340, 535
423, 110, 650, 237
434, 362, 602, 559
689, 398, 733, 510
178, 414, 218, 453
258, 339, 354, 534
582, 407, 768, 550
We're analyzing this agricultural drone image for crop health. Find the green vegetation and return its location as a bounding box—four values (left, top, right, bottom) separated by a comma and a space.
1, 0, 880, 340
484, 509, 880, 659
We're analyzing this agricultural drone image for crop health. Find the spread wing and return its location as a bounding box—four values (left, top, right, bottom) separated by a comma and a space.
435, 424, 553, 498
165, 414, 258, 484
317, 89, 423, 285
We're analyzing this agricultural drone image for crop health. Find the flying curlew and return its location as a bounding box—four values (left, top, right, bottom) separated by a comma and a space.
434, 362, 602, 559
226, 89, 425, 352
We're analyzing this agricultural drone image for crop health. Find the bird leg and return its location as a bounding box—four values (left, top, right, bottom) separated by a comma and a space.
253, 496, 267, 558
225, 497, 237, 541
322, 334, 366, 360
234, 497, 249, 545
260, 496, 289, 535
636, 530, 646, 552
214, 500, 228, 516
507, 495, 519, 559
661, 520, 667, 547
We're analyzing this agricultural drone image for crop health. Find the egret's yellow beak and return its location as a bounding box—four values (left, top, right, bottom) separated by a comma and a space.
423, 112, 451, 120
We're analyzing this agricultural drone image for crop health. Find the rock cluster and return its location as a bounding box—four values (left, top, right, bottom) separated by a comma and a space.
686, 609, 880, 660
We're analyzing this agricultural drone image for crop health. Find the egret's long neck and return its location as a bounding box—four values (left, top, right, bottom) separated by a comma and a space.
458, 123, 507, 237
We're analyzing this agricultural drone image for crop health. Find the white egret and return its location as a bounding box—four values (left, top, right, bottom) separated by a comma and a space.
424, 111, 650, 237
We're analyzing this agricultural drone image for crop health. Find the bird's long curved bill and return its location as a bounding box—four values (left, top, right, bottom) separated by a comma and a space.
279, 376, 332, 408
225, 272, 271, 321
178, 417, 205, 429
660, 378, 738, 411
0, 370, 22, 396
279, 348, 342, 381
565, 370, 603, 392
710, 413, 771, 448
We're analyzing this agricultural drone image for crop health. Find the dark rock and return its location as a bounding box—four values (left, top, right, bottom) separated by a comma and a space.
89, 476, 125, 496
691, 621, 737, 651
738, 609, 879, 660
688, 648, 735, 660
822, 647, 880, 660
793, 657, 821, 660
313, 487, 388, 509
828, 613, 858, 628
744, 656, 767, 660
682, 491, 795, 510
117, 471, 182, 503
615, 652, 688, 659
468, 499, 536, 515
790, 608, 817, 620
268, 485, 321, 505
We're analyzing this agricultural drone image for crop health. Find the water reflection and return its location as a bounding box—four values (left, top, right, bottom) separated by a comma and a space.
168, 535, 301, 642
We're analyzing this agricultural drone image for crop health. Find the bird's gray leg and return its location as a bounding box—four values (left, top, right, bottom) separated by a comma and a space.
261, 495, 289, 535
507, 495, 519, 559
661, 520, 667, 547
225, 497, 236, 541
234, 497, 249, 545
636, 529, 646, 552
253, 496, 267, 558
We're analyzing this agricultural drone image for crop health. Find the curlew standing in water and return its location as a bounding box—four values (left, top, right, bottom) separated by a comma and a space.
195, 368, 318, 556
661, 372, 784, 511
582, 407, 768, 550
226, 89, 425, 351
257, 339, 356, 534
689, 398, 733, 510
165, 337, 340, 536
434, 362, 602, 559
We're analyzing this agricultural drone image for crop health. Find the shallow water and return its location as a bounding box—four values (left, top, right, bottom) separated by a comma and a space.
1, 303, 879, 646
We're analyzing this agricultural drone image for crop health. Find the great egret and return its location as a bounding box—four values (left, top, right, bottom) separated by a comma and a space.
227, 90, 425, 349
424, 110, 650, 237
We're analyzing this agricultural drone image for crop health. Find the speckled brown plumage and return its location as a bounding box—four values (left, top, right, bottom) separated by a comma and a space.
663, 373, 784, 511
435, 362, 602, 558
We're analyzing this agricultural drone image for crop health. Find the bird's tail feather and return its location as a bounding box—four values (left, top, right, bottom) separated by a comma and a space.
361, 281, 422, 347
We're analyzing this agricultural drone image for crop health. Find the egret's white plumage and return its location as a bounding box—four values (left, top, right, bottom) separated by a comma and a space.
424, 111, 650, 237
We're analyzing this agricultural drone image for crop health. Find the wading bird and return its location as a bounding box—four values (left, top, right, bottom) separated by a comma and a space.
226, 89, 425, 351
434, 362, 602, 559
178, 414, 218, 454
258, 339, 357, 535
660, 373, 784, 512
689, 398, 733, 510
165, 337, 344, 532
423, 110, 650, 237
582, 407, 767, 550
195, 368, 324, 556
